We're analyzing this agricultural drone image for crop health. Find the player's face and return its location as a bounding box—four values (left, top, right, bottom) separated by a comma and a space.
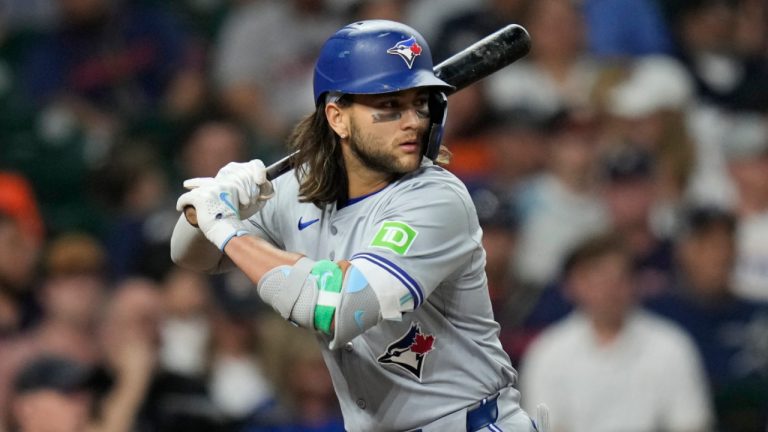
345, 89, 430, 175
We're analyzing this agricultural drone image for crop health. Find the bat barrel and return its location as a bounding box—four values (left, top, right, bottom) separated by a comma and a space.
434, 24, 530, 95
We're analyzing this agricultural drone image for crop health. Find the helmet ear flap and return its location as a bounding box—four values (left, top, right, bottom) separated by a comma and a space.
423, 92, 448, 161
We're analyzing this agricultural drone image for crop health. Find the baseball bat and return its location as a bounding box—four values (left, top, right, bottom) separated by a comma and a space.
185, 24, 530, 226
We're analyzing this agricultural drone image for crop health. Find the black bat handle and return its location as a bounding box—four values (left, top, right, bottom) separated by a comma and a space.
266, 151, 296, 181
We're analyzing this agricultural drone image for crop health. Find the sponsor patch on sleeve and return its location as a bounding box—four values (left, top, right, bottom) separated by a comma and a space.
370, 221, 418, 255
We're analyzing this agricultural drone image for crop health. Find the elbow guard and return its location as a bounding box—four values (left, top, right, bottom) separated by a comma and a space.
257, 259, 382, 349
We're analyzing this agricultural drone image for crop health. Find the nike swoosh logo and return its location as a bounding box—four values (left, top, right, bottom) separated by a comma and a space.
219, 192, 239, 216
298, 217, 320, 231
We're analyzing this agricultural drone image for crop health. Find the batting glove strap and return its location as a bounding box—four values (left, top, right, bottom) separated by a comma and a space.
176, 185, 251, 251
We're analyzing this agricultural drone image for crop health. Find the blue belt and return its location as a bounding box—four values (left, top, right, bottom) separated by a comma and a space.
466, 392, 500, 432
407, 392, 500, 432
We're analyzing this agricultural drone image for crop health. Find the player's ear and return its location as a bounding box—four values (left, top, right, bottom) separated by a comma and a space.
325, 102, 349, 139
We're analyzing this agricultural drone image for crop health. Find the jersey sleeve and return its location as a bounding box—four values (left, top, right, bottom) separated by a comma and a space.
349, 175, 481, 318
244, 173, 294, 249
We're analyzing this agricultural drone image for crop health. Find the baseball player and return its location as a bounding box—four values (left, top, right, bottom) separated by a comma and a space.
171, 20, 537, 432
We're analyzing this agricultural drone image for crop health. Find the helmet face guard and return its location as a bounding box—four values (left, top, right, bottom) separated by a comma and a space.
314, 20, 454, 160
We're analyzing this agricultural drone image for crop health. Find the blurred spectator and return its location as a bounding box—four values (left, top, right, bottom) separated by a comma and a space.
582, 0, 674, 58
431, 0, 529, 63
344, 0, 406, 22
486, 0, 603, 119
721, 113, 768, 301
94, 144, 177, 281
95, 278, 164, 432
19, 0, 204, 141
98, 277, 225, 432
447, 108, 550, 189
8, 354, 99, 432
212, 0, 341, 144
597, 144, 676, 298
0, 174, 44, 328
520, 231, 714, 432
158, 268, 212, 379
470, 186, 520, 317
208, 310, 274, 426
0, 212, 40, 336
667, 0, 768, 112
0, 172, 45, 246
157, 267, 275, 427
244, 317, 343, 432
0, 232, 107, 430
403, 0, 484, 43
176, 118, 252, 181
646, 205, 768, 431
599, 56, 697, 236
469, 185, 542, 365
513, 111, 609, 289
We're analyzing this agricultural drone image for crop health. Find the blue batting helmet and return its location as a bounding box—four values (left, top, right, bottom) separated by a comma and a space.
313, 20, 453, 104
313, 20, 453, 160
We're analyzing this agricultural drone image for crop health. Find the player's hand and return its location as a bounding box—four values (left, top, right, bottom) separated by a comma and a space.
216, 159, 275, 219
176, 181, 250, 251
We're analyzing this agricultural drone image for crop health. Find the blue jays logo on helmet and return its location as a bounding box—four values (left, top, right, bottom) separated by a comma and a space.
386, 36, 423, 69
312, 20, 453, 105
377, 322, 435, 381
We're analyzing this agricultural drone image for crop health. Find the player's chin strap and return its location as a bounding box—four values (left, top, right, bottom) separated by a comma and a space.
423, 91, 448, 161
257, 258, 383, 350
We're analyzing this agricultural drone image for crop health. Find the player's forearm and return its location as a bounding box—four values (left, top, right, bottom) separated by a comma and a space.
224, 234, 304, 282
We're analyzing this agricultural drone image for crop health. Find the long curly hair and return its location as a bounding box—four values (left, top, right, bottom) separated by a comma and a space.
286, 99, 350, 208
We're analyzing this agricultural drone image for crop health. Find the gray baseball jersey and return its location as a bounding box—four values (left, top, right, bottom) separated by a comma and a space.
247, 160, 521, 431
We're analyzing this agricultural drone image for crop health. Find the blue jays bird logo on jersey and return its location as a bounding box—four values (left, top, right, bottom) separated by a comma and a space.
378, 322, 435, 380
387, 36, 422, 69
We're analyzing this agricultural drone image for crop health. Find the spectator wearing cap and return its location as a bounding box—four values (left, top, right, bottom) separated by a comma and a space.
9, 354, 98, 432
666, 0, 768, 112
598, 144, 676, 299
720, 113, 768, 302
599, 55, 697, 238
646, 205, 768, 431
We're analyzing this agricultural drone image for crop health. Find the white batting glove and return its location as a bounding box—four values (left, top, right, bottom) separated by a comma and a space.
176, 181, 251, 251
216, 160, 274, 219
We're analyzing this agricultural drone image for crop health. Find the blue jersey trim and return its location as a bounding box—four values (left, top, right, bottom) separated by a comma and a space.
339, 185, 389, 209
351, 252, 423, 307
